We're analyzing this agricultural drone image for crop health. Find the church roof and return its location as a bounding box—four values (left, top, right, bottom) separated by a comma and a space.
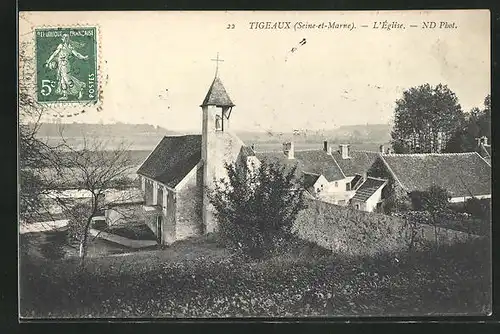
137, 135, 202, 187
201, 77, 235, 107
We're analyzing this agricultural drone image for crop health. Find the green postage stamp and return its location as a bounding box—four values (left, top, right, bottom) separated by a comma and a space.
35, 27, 98, 103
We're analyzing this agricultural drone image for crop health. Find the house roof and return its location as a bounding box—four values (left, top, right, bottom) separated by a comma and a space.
331, 150, 380, 176
351, 177, 387, 202
201, 77, 235, 107
303, 172, 321, 190
240, 145, 256, 157
478, 144, 491, 160
255, 151, 302, 181
295, 150, 346, 181
255, 150, 345, 182
350, 174, 363, 190
137, 135, 202, 187
380, 152, 491, 198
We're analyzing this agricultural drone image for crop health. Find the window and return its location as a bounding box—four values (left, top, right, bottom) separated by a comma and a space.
335, 181, 338, 187
215, 115, 223, 131
355, 204, 360, 210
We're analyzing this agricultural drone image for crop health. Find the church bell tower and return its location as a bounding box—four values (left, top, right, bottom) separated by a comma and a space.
200, 56, 236, 233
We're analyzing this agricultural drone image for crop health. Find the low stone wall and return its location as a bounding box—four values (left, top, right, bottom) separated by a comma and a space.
106, 204, 143, 227
293, 198, 481, 256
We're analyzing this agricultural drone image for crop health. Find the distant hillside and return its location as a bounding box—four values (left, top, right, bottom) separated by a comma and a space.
36, 123, 179, 138
236, 124, 391, 144
33, 122, 391, 151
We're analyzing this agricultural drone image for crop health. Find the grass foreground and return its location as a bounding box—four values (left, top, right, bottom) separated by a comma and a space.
20, 234, 491, 318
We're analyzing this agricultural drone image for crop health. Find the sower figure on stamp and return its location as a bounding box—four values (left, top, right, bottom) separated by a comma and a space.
45, 34, 88, 100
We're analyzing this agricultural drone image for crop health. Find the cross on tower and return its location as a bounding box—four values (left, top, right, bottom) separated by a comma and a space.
211, 52, 224, 77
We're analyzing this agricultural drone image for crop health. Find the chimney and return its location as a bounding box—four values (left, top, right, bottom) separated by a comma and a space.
362, 172, 367, 183
339, 144, 350, 159
379, 144, 385, 153
386, 147, 393, 154
480, 136, 488, 146
283, 141, 294, 159
323, 140, 328, 153
251, 143, 255, 151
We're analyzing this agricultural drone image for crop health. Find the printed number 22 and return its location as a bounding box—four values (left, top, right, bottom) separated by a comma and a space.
226, 24, 235, 29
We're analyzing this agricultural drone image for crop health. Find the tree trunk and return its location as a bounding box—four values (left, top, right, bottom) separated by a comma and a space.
79, 216, 94, 264
432, 214, 439, 250
79, 241, 85, 258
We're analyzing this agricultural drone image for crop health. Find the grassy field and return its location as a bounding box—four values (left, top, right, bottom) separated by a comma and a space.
20, 229, 137, 260
20, 234, 491, 318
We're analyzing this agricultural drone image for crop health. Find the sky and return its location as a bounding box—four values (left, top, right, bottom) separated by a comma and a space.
19, 10, 490, 132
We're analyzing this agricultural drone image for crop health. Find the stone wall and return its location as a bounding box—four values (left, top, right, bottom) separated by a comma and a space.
293, 198, 481, 256
105, 204, 143, 226
175, 167, 203, 240
143, 189, 176, 244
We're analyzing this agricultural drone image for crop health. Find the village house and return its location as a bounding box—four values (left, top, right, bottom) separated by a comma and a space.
136, 71, 405, 244
254, 141, 388, 212
367, 152, 492, 210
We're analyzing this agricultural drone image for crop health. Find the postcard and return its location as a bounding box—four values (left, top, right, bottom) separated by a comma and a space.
18, 10, 491, 319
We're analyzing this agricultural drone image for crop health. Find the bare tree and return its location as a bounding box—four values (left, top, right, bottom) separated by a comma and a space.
51, 135, 138, 262
19, 40, 64, 224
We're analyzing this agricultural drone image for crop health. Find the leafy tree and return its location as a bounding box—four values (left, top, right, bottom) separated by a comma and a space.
208, 160, 305, 259
464, 197, 490, 222
391, 84, 464, 153
445, 94, 491, 153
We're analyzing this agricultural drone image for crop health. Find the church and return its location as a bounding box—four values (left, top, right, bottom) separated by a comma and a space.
135, 61, 394, 245
137, 72, 253, 244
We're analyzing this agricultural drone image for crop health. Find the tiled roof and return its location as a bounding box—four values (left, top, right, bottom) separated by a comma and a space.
351, 177, 387, 202
478, 145, 491, 160
380, 152, 491, 198
303, 172, 321, 190
331, 150, 380, 176
295, 150, 346, 181
137, 135, 202, 187
255, 151, 303, 183
350, 174, 363, 190
255, 150, 345, 182
201, 77, 235, 107
240, 145, 256, 157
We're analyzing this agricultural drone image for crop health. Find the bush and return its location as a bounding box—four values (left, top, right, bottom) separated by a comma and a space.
39, 231, 68, 260
409, 186, 450, 212
465, 198, 490, 221
209, 160, 305, 259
